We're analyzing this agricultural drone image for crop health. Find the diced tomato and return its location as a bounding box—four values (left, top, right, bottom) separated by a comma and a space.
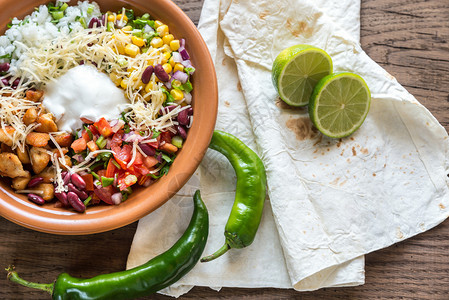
93, 186, 115, 204
81, 130, 91, 142
86, 140, 99, 152
160, 131, 174, 145
110, 131, 123, 148
97, 169, 107, 178
160, 142, 178, 153
91, 192, 101, 205
88, 124, 100, 136
143, 156, 159, 168
146, 139, 159, 149
71, 138, 87, 153
133, 164, 150, 176
80, 117, 94, 124
133, 151, 144, 165
81, 174, 94, 191
113, 144, 132, 169
94, 117, 113, 137
117, 173, 138, 191
106, 158, 119, 178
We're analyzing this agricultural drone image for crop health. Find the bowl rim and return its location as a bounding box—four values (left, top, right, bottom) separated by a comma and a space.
0, 0, 218, 235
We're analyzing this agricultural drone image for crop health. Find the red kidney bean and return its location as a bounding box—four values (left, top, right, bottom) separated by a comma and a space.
159, 105, 177, 115
101, 14, 106, 26
0, 62, 10, 72
1, 78, 9, 86
138, 143, 156, 156
12, 78, 20, 87
67, 192, 86, 213
71, 173, 86, 190
27, 177, 44, 188
88, 17, 101, 28
28, 194, 45, 205
63, 172, 71, 185
141, 66, 154, 84
55, 191, 69, 206
68, 183, 88, 200
177, 109, 189, 126
154, 64, 170, 82
176, 125, 187, 139
187, 107, 193, 115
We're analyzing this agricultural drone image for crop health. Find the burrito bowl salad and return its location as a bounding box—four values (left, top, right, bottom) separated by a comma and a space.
0, 1, 195, 212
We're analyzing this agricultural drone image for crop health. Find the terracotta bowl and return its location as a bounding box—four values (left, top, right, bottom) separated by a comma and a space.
0, 0, 217, 234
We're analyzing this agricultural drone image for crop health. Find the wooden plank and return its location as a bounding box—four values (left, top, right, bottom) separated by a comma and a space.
1, 0, 448, 299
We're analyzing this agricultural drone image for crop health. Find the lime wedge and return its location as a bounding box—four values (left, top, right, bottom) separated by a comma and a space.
308, 72, 371, 138
272, 45, 333, 106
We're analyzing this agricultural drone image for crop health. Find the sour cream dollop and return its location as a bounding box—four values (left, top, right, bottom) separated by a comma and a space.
43, 65, 128, 133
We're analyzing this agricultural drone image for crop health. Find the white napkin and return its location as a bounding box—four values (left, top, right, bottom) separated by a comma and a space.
127, 0, 449, 296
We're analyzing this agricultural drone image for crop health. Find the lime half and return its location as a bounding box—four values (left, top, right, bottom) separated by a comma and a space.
272, 45, 333, 106
308, 72, 371, 138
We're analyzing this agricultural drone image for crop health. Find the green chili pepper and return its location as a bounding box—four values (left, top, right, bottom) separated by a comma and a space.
100, 176, 114, 187
6, 190, 209, 300
201, 130, 267, 262
95, 135, 107, 149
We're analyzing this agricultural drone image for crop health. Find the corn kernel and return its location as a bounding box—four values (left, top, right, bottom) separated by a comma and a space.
125, 43, 140, 57
116, 14, 128, 24
109, 72, 122, 86
115, 42, 126, 55
168, 57, 176, 68
120, 78, 128, 89
170, 40, 180, 51
122, 25, 133, 32
156, 25, 169, 37
145, 81, 155, 93
161, 52, 171, 64
162, 63, 172, 74
147, 59, 155, 66
163, 34, 174, 45
107, 14, 116, 22
136, 80, 146, 90
131, 36, 145, 47
174, 63, 184, 73
170, 89, 184, 101
161, 93, 167, 102
161, 44, 171, 53
154, 20, 164, 28
150, 37, 163, 48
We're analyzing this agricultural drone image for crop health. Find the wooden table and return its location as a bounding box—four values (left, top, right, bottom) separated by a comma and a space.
1, 0, 448, 299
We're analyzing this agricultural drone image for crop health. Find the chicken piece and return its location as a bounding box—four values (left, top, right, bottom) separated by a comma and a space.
53, 133, 73, 147
26, 132, 50, 147
0, 153, 29, 178
34, 183, 54, 201
36, 166, 56, 183
0, 126, 15, 147
25, 90, 44, 102
16, 147, 31, 164
61, 155, 72, 171
35, 113, 58, 133
1, 143, 13, 153
23, 108, 38, 126
29, 147, 51, 174
11, 172, 31, 190
51, 147, 68, 158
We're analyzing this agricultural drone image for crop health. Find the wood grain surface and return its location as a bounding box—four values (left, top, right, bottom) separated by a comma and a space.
1, 0, 448, 299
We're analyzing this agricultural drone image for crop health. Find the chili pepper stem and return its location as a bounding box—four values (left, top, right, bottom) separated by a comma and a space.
5, 266, 53, 294
200, 243, 230, 262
